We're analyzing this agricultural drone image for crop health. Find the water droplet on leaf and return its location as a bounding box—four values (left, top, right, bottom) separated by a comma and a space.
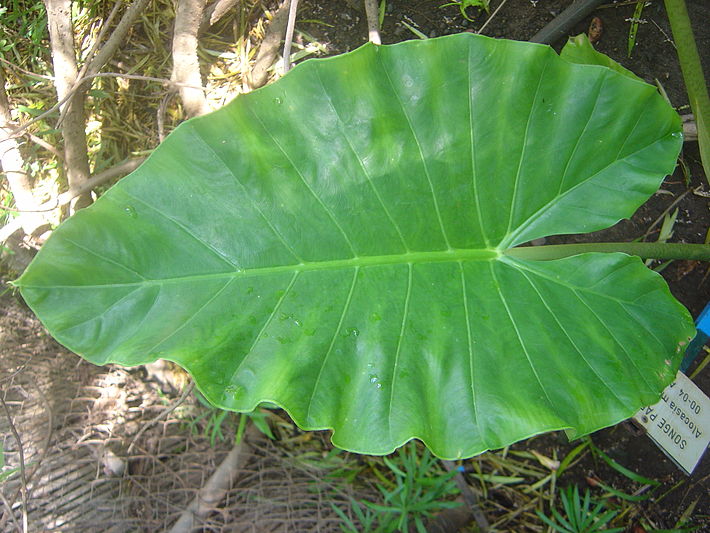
225, 384, 241, 398
123, 205, 137, 218
343, 327, 359, 337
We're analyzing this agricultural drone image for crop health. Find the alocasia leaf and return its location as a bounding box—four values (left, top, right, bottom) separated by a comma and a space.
15, 34, 693, 458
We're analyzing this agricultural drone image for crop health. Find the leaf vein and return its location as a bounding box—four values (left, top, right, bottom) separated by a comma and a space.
186, 126, 305, 263
378, 54, 451, 249
458, 262, 486, 449
519, 269, 629, 409
388, 263, 413, 442
572, 289, 658, 394
313, 65, 410, 253
122, 192, 241, 271
63, 237, 147, 281
489, 262, 558, 416
246, 107, 359, 258
467, 44, 489, 248
145, 277, 237, 354
305, 267, 359, 423
227, 272, 300, 386
506, 55, 551, 236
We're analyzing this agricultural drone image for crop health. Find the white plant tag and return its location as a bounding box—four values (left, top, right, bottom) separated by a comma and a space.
633, 371, 710, 475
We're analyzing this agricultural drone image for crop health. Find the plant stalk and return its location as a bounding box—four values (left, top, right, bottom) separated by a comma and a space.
663, 0, 710, 183
504, 242, 710, 261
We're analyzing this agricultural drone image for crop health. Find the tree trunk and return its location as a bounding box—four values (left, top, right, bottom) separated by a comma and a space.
172, 0, 210, 118
45, 0, 92, 212
0, 69, 45, 235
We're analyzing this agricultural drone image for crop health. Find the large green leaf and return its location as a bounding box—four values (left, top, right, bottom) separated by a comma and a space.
16, 34, 693, 458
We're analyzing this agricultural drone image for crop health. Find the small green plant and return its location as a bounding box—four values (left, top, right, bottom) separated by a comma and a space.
626, 0, 646, 57
537, 485, 623, 533
189, 391, 275, 446
439, 0, 490, 22
332, 443, 460, 533
0, 0, 48, 71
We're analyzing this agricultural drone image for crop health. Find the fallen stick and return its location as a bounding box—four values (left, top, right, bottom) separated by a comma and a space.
168, 423, 258, 533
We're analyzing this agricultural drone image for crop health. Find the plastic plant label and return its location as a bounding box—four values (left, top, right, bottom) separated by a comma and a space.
633, 371, 710, 475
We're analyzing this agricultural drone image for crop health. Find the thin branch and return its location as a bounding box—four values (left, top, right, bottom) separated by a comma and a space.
0, 56, 54, 82
25, 132, 62, 159
76, 0, 122, 82
127, 381, 195, 454
0, 156, 145, 244
0, 490, 22, 533
283, 0, 300, 73
8, 73, 203, 141
86, 0, 150, 77
0, 394, 28, 533
477, 0, 510, 35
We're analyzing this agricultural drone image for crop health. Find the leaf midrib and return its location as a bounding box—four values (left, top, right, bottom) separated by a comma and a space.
18, 248, 501, 289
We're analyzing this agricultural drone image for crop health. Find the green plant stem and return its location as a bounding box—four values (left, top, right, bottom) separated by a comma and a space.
664, 0, 710, 183
504, 242, 710, 261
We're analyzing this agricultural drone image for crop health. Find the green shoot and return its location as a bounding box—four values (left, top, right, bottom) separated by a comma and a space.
439, 0, 491, 22
627, 1, 646, 57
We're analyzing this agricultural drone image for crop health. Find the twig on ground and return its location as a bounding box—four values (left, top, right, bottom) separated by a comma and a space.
168, 423, 258, 533
24, 379, 54, 494
443, 461, 490, 532
363, 0, 382, 44
477, 0, 510, 35
0, 394, 28, 533
127, 381, 195, 455
248, 0, 290, 89
283, 0, 300, 73
641, 187, 692, 240
171, 0, 210, 118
